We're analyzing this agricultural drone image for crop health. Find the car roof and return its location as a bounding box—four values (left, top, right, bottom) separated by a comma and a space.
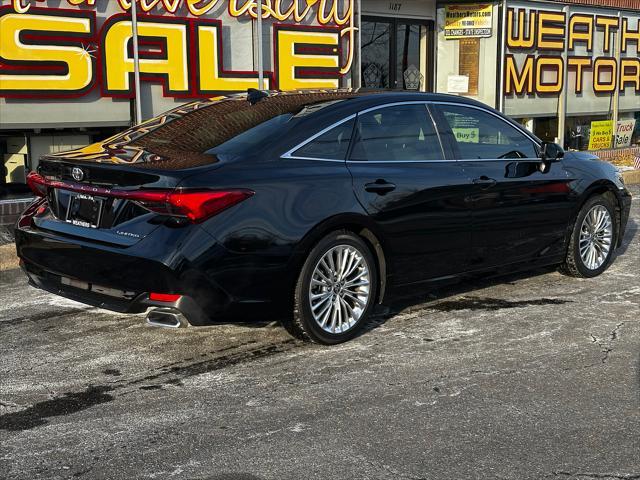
45, 90, 510, 170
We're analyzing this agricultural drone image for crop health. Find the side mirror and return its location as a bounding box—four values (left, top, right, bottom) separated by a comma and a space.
540, 142, 565, 162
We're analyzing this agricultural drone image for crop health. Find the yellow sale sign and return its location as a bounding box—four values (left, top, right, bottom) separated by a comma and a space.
588, 120, 613, 151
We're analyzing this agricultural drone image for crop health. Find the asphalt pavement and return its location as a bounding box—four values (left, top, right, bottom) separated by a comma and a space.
1, 187, 638, 480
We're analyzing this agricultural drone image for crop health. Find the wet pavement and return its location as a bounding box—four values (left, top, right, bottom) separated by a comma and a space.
1, 186, 638, 480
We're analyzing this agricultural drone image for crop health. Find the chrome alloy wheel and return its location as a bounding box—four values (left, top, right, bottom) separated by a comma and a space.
579, 205, 613, 270
308, 245, 371, 334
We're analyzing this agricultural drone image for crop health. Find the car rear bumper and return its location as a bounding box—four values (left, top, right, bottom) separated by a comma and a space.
15, 223, 232, 326
21, 257, 214, 326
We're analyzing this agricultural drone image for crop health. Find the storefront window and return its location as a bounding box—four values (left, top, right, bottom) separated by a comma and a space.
0, 134, 31, 199
436, 3, 500, 107
500, 2, 640, 154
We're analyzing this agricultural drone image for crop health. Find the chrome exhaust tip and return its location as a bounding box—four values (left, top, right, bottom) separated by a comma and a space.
146, 308, 189, 328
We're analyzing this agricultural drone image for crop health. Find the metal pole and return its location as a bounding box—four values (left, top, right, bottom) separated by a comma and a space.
497, 0, 508, 112
131, 0, 143, 125
611, 11, 622, 149
256, 0, 264, 90
355, 0, 362, 89
556, 5, 569, 147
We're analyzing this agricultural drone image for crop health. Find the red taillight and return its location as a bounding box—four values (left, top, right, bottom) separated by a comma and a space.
129, 189, 253, 223
24, 172, 253, 223
166, 190, 253, 223
149, 293, 182, 302
27, 171, 47, 197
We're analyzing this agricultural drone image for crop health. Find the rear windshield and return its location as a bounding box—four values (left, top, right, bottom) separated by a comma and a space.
127, 92, 357, 169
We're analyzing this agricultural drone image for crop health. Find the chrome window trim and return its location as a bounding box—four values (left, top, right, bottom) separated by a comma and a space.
281, 114, 356, 160
281, 99, 543, 164
425, 103, 448, 161
455, 158, 542, 162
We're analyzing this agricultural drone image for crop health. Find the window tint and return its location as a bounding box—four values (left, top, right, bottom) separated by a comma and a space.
208, 114, 294, 156
437, 105, 538, 159
350, 104, 443, 161
293, 118, 355, 160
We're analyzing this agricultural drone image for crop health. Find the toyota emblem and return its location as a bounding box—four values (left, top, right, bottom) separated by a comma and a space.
71, 167, 84, 182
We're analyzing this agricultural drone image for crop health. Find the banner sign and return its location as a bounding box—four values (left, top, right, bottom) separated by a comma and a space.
615, 119, 637, 148
444, 4, 492, 39
588, 120, 613, 151
0, 0, 355, 98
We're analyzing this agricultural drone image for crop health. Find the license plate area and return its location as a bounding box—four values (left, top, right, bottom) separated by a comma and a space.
66, 193, 104, 228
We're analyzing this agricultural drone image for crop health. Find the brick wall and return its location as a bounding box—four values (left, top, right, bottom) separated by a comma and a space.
0, 199, 34, 227
591, 146, 640, 163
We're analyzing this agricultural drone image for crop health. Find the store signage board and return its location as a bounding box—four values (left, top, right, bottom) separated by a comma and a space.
0, 0, 355, 99
588, 120, 613, 151
444, 3, 492, 39
458, 38, 480, 95
615, 119, 636, 148
504, 7, 640, 97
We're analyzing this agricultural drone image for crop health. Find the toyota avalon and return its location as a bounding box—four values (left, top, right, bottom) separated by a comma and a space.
15, 90, 632, 344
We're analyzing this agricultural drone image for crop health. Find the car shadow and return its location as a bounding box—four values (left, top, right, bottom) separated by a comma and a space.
359, 265, 565, 337
615, 216, 637, 256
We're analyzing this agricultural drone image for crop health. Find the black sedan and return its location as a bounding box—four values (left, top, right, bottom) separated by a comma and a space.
15, 91, 632, 344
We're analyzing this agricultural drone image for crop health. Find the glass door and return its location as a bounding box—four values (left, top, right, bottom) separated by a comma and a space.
361, 18, 392, 89
361, 17, 433, 91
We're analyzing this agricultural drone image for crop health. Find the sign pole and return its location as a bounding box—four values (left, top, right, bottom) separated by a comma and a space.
256, 0, 264, 90
131, 0, 143, 125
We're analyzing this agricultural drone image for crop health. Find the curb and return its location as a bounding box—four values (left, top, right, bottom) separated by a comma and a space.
621, 169, 640, 185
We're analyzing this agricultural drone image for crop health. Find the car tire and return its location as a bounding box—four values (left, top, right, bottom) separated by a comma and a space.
284, 230, 378, 345
560, 194, 618, 278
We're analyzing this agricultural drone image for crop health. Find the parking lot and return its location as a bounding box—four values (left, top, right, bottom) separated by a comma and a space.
1, 186, 638, 480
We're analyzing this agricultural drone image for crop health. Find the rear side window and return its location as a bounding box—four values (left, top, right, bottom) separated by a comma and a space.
292, 118, 355, 160
350, 104, 443, 161
436, 104, 538, 159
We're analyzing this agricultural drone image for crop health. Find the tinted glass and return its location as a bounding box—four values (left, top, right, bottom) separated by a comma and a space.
437, 105, 538, 159
293, 119, 355, 160
208, 114, 294, 157
350, 104, 443, 161
361, 20, 391, 88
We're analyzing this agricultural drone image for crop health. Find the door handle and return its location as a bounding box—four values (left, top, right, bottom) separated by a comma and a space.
365, 179, 396, 195
472, 176, 497, 189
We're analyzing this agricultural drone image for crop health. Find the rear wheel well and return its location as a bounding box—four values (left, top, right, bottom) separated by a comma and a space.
293, 223, 388, 305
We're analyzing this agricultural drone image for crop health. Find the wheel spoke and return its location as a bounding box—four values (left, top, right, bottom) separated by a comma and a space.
343, 291, 367, 307
339, 251, 356, 281
340, 296, 358, 320
329, 301, 338, 333
319, 302, 332, 327
345, 278, 369, 288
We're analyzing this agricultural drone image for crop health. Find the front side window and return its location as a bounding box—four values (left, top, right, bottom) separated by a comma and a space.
436, 104, 538, 159
292, 118, 355, 160
350, 104, 443, 161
